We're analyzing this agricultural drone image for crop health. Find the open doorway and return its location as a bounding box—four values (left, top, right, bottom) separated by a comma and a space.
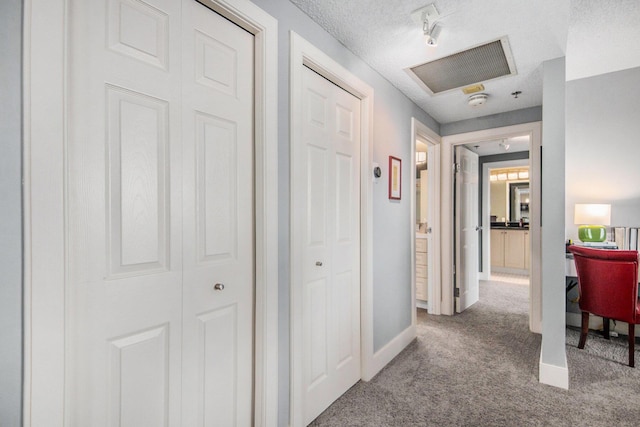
415, 137, 434, 312
410, 118, 441, 319
441, 122, 542, 334
457, 135, 533, 309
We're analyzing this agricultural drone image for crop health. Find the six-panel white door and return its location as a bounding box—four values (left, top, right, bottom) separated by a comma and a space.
300, 66, 362, 425
181, 2, 254, 426
66, 0, 254, 425
455, 145, 480, 312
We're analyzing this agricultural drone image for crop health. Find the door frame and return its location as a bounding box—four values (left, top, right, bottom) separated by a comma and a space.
441, 122, 542, 333
22, 0, 279, 425
410, 118, 442, 319
289, 32, 374, 427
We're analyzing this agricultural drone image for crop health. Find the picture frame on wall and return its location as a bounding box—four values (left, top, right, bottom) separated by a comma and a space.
389, 156, 401, 200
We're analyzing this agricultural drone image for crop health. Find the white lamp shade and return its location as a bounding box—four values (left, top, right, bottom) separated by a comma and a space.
574, 204, 611, 225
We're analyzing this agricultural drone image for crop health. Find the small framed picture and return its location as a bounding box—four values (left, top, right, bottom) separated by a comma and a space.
388, 156, 401, 200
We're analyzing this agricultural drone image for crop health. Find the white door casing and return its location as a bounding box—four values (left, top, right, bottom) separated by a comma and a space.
455, 146, 480, 312
299, 66, 362, 424
22, 0, 279, 425
440, 122, 542, 334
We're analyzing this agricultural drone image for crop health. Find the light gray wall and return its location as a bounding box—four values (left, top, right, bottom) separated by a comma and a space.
247, 1, 439, 425
440, 106, 542, 136
0, 0, 23, 425
565, 66, 640, 239
541, 57, 567, 369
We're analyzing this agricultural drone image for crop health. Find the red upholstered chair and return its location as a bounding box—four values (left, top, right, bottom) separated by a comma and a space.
568, 245, 640, 367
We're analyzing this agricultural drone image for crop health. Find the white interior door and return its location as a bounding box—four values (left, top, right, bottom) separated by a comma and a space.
180, 2, 254, 426
300, 66, 361, 425
425, 142, 436, 311
66, 1, 253, 425
455, 145, 480, 312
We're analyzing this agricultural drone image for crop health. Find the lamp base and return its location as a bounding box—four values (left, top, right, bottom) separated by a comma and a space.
578, 225, 606, 242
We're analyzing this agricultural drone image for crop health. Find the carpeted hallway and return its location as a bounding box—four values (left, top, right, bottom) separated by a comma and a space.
309, 277, 640, 426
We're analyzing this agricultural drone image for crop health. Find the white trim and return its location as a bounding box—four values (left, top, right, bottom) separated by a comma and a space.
410, 118, 441, 317
481, 158, 529, 281
368, 325, 416, 379
22, 0, 67, 425
23, 1, 279, 425
539, 351, 569, 390
289, 31, 374, 427
440, 122, 542, 335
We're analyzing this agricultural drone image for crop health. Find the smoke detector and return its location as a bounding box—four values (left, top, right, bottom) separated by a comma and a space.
468, 93, 488, 107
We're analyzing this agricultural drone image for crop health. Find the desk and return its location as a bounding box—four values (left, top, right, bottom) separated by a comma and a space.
565, 254, 578, 293
565, 253, 577, 276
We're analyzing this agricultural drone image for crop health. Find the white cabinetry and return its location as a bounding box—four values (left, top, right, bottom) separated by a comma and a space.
416, 237, 428, 301
491, 229, 529, 273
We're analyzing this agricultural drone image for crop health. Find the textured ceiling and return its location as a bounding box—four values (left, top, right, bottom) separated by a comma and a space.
290, 0, 570, 124
566, 0, 640, 81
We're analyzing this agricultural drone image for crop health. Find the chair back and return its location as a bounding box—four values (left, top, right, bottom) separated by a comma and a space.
568, 245, 639, 324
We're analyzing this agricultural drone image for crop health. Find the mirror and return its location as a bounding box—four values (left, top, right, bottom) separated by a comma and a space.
509, 182, 529, 222
489, 166, 529, 223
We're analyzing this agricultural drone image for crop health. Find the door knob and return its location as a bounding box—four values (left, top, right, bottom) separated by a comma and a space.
214, 283, 225, 291
426, 227, 432, 234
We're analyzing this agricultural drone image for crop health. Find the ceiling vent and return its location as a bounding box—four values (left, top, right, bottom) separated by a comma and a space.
406, 37, 517, 95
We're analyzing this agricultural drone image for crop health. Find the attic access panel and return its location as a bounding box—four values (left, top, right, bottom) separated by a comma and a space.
406, 38, 517, 95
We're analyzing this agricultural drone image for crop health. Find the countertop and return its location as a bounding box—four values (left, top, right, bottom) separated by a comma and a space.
490, 226, 529, 230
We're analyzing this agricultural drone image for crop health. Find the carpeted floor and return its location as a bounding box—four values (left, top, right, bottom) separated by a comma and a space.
309, 278, 640, 426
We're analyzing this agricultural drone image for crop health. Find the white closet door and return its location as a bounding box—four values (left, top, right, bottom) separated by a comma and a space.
67, 0, 183, 424
300, 66, 361, 425
66, 1, 254, 425
180, 1, 254, 426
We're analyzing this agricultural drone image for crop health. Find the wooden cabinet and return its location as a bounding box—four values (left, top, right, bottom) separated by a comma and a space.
491, 229, 529, 272
504, 230, 525, 269
490, 229, 505, 267
524, 231, 530, 270
416, 237, 427, 301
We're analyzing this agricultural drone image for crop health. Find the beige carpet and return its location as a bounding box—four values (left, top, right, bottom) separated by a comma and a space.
309, 278, 640, 426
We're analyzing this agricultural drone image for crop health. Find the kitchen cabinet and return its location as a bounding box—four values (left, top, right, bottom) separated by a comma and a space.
524, 230, 530, 270
491, 228, 529, 272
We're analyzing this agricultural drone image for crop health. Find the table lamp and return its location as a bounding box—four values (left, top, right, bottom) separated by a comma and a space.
574, 203, 611, 242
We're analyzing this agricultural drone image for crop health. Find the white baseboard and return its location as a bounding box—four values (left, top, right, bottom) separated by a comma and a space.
416, 300, 428, 310
362, 324, 415, 381
539, 355, 569, 390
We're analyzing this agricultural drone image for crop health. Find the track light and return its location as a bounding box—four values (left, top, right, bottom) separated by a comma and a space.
423, 18, 441, 47
412, 4, 441, 48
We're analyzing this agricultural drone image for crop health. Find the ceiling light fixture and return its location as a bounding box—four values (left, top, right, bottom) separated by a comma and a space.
499, 140, 510, 151
423, 18, 441, 47
411, 4, 441, 48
